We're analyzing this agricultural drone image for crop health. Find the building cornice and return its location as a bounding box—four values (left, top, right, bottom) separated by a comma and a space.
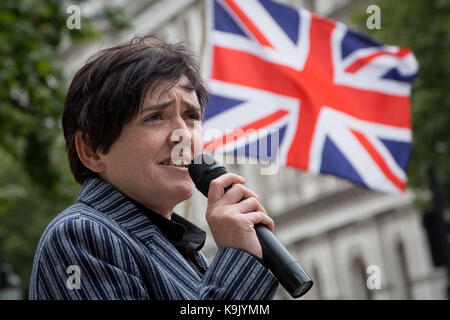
274, 187, 417, 245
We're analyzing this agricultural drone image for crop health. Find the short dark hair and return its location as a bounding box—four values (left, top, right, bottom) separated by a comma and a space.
62, 35, 209, 185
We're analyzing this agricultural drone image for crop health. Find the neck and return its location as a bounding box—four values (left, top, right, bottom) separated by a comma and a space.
100, 175, 175, 220
141, 202, 174, 220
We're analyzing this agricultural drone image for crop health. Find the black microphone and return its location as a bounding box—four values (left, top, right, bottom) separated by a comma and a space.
188, 154, 313, 298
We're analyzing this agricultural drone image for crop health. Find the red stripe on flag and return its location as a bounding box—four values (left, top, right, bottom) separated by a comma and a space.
212, 46, 302, 98
223, 0, 274, 48
345, 48, 411, 73
204, 109, 289, 151
350, 129, 406, 191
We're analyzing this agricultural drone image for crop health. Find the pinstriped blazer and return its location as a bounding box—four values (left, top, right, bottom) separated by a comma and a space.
29, 177, 279, 300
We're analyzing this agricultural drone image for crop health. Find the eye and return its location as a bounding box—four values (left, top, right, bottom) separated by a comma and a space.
185, 111, 201, 121
145, 113, 163, 122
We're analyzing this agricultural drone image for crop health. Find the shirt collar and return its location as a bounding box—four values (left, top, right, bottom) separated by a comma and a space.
128, 198, 206, 252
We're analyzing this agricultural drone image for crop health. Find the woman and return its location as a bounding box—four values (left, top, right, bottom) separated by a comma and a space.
29, 36, 278, 300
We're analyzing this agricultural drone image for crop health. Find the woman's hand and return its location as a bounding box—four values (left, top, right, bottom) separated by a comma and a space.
205, 173, 274, 260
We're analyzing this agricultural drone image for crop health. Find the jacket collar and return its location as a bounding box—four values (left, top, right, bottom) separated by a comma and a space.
76, 176, 161, 246
76, 177, 204, 281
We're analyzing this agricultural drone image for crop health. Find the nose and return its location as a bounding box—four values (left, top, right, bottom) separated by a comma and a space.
168, 116, 193, 162
168, 116, 192, 146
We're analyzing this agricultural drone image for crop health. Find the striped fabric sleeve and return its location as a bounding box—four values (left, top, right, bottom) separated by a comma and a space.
30, 216, 150, 300
199, 247, 279, 300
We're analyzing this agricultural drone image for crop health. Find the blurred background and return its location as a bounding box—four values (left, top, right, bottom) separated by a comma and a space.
0, 0, 449, 300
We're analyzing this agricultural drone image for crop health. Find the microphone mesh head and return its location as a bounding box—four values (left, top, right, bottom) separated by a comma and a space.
188, 154, 228, 197
196, 165, 227, 197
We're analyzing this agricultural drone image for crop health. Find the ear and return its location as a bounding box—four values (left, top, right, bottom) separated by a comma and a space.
75, 131, 105, 173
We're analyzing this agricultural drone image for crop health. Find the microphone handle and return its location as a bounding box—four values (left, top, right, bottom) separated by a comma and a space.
254, 223, 313, 298
223, 184, 313, 298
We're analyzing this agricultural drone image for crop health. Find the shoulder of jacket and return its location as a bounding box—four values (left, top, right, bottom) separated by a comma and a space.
39, 201, 124, 243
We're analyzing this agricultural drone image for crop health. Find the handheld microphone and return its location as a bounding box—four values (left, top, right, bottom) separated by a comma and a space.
188, 154, 313, 298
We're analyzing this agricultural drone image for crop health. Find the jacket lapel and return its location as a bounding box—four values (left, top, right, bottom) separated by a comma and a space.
77, 177, 202, 283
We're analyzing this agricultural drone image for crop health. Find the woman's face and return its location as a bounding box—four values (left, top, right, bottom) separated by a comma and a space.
98, 76, 203, 218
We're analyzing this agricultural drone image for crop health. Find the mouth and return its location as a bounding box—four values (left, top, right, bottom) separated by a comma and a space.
157, 159, 191, 168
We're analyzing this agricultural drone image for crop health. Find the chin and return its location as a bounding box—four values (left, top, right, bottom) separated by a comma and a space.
171, 180, 195, 200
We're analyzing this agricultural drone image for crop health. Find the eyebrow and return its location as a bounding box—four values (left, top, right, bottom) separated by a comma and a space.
141, 99, 201, 114
180, 84, 194, 91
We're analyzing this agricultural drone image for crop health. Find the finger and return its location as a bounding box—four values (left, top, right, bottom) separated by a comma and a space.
208, 173, 245, 204
233, 196, 267, 215
221, 183, 261, 205
246, 211, 275, 232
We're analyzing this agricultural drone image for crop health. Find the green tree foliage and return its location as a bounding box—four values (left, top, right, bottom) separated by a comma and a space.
0, 0, 129, 297
350, 0, 450, 194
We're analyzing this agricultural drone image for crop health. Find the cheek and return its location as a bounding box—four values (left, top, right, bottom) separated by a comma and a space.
109, 133, 157, 170
138, 132, 165, 166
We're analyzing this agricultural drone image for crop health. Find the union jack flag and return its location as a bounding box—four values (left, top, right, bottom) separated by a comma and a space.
203, 0, 418, 193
